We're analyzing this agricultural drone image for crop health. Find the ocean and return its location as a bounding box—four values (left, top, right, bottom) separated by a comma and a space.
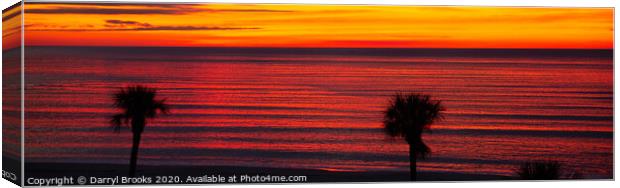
22, 47, 613, 178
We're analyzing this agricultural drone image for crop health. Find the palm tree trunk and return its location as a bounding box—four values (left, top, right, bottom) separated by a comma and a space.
409, 143, 417, 181
129, 117, 145, 177
129, 132, 141, 177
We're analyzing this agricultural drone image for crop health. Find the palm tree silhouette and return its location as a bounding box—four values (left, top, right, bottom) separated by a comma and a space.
383, 93, 444, 181
110, 85, 169, 177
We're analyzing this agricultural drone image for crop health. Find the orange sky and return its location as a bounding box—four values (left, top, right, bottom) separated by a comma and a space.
22, 3, 613, 49
2, 3, 21, 50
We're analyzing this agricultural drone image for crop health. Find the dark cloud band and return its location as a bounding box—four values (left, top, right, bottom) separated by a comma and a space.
26, 4, 295, 15
26, 26, 260, 32
26, 7, 191, 15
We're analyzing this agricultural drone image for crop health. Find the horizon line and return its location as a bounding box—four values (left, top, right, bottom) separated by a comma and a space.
21, 45, 614, 51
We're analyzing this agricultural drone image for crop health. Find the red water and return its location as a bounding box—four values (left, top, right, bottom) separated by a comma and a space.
22, 47, 613, 178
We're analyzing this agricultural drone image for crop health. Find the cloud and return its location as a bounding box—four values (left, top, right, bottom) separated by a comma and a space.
27, 27, 260, 32
123, 26, 260, 31
105, 19, 152, 28
2, 25, 21, 38
208, 9, 295, 13
26, 3, 296, 15
26, 20, 260, 32
102, 19, 260, 31
26, 7, 192, 15
2, 11, 21, 21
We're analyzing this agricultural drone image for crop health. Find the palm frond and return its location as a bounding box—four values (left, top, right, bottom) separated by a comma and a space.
383, 92, 445, 158
110, 85, 169, 132
110, 114, 128, 133
149, 99, 170, 117
413, 140, 431, 159
383, 92, 445, 136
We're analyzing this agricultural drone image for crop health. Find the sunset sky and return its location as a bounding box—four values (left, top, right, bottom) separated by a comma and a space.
2, 3, 21, 50
21, 3, 613, 49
